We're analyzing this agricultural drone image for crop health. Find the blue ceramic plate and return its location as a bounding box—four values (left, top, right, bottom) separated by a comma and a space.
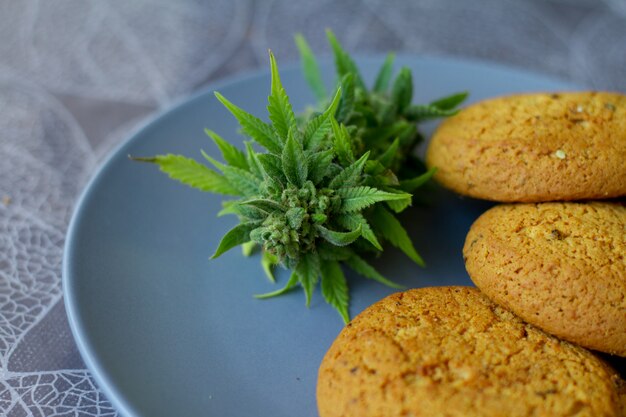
64, 56, 577, 417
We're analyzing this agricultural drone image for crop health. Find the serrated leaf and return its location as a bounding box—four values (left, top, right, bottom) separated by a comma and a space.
217, 200, 239, 217
373, 53, 395, 93
229, 202, 267, 220
399, 167, 437, 192
303, 87, 342, 150
364, 167, 399, 188
336, 213, 382, 251
222, 165, 262, 197
320, 260, 350, 323
133, 154, 239, 195
326, 29, 366, 91
307, 149, 334, 184
205, 129, 248, 170
382, 187, 412, 213
369, 205, 424, 266
335, 73, 355, 123
257, 153, 286, 183
240, 198, 286, 213
344, 255, 403, 289
282, 130, 307, 186
391, 67, 413, 114
246, 142, 284, 193
261, 250, 279, 282
331, 117, 354, 166
295, 33, 327, 104
211, 222, 258, 259
430, 91, 469, 110
295, 252, 320, 306
317, 242, 354, 261
385, 198, 411, 213
244, 142, 264, 178
303, 117, 331, 152
364, 160, 387, 176
215, 92, 282, 154
329, 151, 369, 189
268, 51, 297, 141
404, 104, 459, 121
337, 186, 411, 213
291, 125, 305, 144
316, 224, 361, 246
377, 137, 400, 168
254, 271, 298, 299
200, 149, 227, 172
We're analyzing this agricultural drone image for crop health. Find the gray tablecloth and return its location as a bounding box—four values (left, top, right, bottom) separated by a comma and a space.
1, 0, 625, 415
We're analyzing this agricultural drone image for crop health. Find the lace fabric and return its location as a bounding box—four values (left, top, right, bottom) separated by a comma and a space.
0, 0, 623, 415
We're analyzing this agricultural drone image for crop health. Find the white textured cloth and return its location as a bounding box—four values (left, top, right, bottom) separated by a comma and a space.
1, 0, 624, 415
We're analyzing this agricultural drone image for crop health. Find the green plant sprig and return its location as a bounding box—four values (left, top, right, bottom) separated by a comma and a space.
295, 30, 468, 179
133, 52, 426, 323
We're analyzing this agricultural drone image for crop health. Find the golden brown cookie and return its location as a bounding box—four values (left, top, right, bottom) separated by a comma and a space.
317, 287, 625, 417
464, 202, 626, 356
426, 92, 626, 202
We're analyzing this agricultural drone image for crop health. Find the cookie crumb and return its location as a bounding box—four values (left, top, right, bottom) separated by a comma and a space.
550, 229, 564, 240
2, 196, 11, 206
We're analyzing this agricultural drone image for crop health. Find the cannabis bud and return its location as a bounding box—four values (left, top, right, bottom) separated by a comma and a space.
134, 31, 467, 323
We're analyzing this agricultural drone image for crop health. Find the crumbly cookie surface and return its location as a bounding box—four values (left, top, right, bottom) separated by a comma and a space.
317, 287, 625, 417
426, 92, 626, 202
464, 202, 626, 356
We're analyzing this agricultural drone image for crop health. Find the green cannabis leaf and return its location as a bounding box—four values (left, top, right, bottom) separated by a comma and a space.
133, 50, 428, 324
296, 30, 468, 179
